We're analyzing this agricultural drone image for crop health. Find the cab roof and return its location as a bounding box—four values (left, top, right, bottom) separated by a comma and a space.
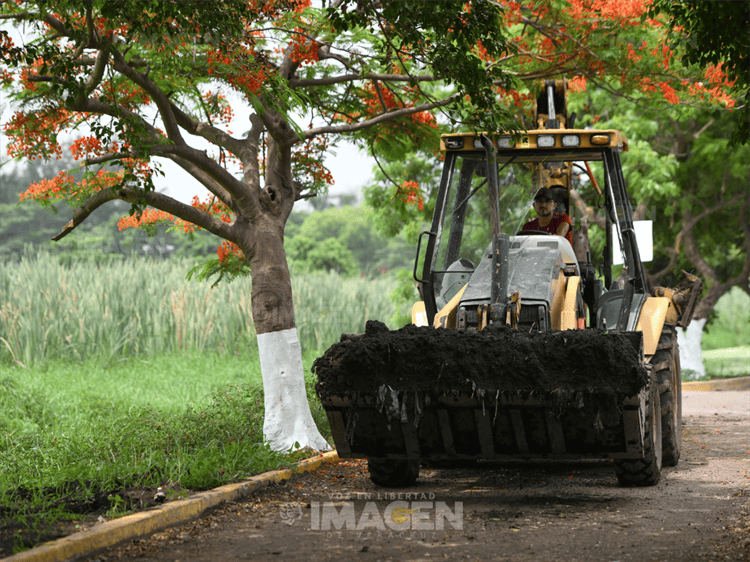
440, 129, 628, 162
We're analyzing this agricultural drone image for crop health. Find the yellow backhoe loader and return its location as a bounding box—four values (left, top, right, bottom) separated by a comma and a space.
314, 80, 702, 488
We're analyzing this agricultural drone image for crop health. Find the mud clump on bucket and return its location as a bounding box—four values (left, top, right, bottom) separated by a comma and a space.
313, 321, 648, 402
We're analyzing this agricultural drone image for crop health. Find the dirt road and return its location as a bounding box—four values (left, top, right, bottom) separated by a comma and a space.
84, 391, 749, 562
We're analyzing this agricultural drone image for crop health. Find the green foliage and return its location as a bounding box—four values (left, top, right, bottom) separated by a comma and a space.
327, 0, 518, 134
649, 0, 749, 145
363, 151, 439, 241
702, 287, 750, 350
568, 88, 749, 304
0, 252, 398, 367
186, 253, 252, 287
287, 236, 358, 276
287, 205, 414, 275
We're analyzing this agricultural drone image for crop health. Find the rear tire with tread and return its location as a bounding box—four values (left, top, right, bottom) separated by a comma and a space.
614, 380, 662, 486
367, 458, 420, 487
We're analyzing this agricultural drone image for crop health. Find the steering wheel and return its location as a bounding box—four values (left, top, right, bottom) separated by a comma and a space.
515, 229, 551, 236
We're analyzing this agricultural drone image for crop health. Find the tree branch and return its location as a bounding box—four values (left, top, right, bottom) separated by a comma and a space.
305, 93, 459, 137
52, 189, 121, 241
570, 188, 605, 229
83, 152, 132, 166
53, 186, 236, 242
290, 72, 436, 88
69, 96, 246, 205
84, 44, 109, 96
108, 46, 185, 144
0, 12, 37, 20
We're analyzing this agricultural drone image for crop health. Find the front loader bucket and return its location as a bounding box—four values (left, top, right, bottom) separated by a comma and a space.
313, 321, 657, 486
321, 388, 651, 462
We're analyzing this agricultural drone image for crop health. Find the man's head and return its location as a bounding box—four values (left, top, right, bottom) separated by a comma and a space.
533, 187, 555, 217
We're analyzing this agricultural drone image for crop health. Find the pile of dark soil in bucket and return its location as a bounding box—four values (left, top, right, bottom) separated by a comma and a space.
313, 321, 648, 400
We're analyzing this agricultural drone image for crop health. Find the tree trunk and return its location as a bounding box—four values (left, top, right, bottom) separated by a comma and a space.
245, 222, 330, 452
676, 317, 707, 380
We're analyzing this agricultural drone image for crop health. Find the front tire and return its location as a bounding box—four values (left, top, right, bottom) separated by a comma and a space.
654, 325, 682, 466
614, 380, 663, 487
367, 458, 420, 487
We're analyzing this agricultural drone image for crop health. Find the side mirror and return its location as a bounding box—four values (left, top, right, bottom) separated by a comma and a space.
612, 220, 653, 265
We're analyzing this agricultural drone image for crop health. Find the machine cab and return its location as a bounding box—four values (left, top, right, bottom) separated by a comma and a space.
414, 128, 649, 334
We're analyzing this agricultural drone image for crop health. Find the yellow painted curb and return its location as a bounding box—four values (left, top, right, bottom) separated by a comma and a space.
3, 451, 340, 562
683, 377, 750, 392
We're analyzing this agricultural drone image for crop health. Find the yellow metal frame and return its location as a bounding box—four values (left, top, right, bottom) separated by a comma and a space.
440, 129, 628, 153
560, 276, 581, 330
411, 301, 428, 327
433, 285, 468, 329
411, 277, 670, 357
635, 297, 671, 357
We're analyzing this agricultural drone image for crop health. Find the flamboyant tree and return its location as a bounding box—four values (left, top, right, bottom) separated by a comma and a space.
1, 0, 742, 449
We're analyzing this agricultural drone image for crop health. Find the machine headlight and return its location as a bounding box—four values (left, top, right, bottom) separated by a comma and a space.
561, 134, 580, 147
537, 135, 555, 147
590, 134, 610, 145
444, 137, 465, 149
497, 136, 514, 148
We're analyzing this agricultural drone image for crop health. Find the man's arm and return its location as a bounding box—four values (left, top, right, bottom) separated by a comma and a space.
555, 214, 572, 238
556, 222, 571, 237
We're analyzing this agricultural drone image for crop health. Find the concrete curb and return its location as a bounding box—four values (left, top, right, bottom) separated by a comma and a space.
683, 376, 750, 392
3, 451, 341, 562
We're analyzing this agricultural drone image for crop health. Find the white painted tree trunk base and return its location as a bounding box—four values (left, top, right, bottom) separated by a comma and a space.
257, 328, 331, 452
676, 318, 708, 380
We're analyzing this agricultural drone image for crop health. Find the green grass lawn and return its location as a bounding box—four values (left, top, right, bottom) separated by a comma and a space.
0, 349, 329, 555
702, 347, 750, 379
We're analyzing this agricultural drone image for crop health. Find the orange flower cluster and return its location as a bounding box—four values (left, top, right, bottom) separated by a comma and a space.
70, 136, 104, 160
568, 75, 587, 93
495, 86, 534, 108
359, 83, 439, 129
248, 0, 310, 16
684, 63, 737, 108
497, 0, 523, 23
291, 136, 334, 189
207, 46, 269, 98
202, 90, 235, 125
566, 0, 647, 26
659, 82, 679, 104
0, 68, 12, 87
190, 194, 233, 223
216, 240, 244, 264
117, 208, 174, 231
4, 108, 78, 160
106, 82, 152, 111
118, 157, 155, 184
399, 181, 424, 211
16, 57, 48, 92
20, 171, 75, 202
20, 169, 123, 202
116, 194, 232, 235
289, 28, 319, 66
291, 0, 312, 13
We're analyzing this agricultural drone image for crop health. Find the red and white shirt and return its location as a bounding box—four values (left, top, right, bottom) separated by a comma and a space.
522, 213, 573, 244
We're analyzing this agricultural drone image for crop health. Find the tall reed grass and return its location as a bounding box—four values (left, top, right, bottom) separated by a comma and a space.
0, 251, 398, 367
